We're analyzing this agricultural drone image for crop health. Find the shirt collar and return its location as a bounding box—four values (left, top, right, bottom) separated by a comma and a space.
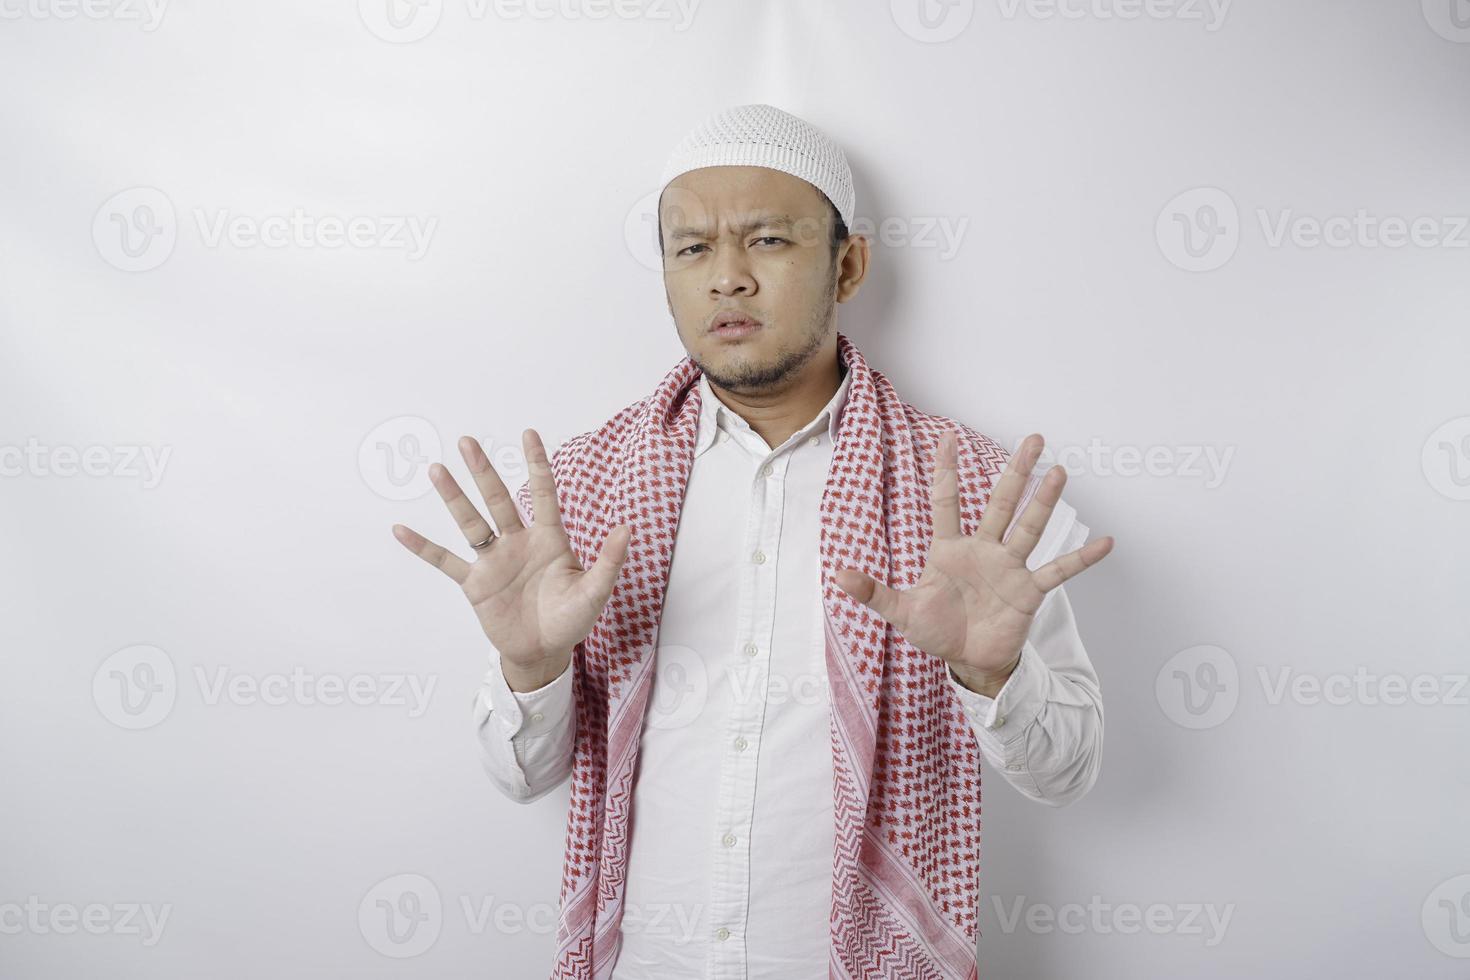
694, 361, 852, 459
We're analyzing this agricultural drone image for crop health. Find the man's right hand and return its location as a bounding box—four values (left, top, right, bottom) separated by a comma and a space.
392, 428, 631, 692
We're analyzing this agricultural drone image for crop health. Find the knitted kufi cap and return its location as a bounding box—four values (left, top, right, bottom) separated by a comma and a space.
657, 103, 855, 228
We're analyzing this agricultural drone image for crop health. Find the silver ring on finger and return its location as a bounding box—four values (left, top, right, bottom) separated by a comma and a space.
470, 533, 497, 551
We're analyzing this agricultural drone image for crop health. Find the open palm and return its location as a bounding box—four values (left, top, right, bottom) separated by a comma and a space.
392, 429, 630, 684
835, 432, 1113, 682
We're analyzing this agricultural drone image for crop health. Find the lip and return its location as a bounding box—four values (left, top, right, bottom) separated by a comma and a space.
709, 310, 763, 337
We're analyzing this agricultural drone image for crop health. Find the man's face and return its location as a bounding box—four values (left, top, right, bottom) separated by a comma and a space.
660, 165, 846, 392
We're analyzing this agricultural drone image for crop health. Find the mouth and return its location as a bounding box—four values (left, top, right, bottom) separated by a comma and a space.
709, 311, 763, 339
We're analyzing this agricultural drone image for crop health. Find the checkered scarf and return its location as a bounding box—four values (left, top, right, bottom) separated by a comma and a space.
517, 332, 1015, 979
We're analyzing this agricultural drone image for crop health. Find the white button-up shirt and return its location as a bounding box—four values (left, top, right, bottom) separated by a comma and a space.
473, 366, 1103, 978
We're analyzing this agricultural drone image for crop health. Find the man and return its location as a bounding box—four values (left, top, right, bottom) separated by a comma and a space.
392, 104, 1114, 980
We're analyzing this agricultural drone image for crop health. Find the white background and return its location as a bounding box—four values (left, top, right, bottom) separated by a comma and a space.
2, 0, 1468, 977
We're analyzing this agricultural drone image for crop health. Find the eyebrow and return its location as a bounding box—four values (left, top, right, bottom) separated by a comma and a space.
666, 213, 800, 241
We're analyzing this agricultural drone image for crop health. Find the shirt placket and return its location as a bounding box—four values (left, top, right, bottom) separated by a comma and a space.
706, 418, 794, 980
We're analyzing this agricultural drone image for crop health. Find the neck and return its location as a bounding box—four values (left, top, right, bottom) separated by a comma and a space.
707, 347, 845, 451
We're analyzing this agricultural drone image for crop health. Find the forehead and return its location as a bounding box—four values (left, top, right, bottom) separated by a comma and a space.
659, 165, 827, 232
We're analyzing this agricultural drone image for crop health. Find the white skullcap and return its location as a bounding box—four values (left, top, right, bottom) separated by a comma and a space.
657, 103, 855, 229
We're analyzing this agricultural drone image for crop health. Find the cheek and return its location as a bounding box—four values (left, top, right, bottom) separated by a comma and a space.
762, 262, 829, 312
663, 279, 698, 312
665, 291, 705, 336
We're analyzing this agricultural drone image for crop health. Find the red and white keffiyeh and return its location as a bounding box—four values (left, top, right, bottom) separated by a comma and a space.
514, 331, 1063, 979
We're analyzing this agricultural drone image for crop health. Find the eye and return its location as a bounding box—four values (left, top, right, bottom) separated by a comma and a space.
753, 236, 787, 246
675, 244, 708, 257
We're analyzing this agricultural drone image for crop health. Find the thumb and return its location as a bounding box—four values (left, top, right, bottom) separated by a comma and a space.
580, 524, 633, 607
835, 568, 905, 625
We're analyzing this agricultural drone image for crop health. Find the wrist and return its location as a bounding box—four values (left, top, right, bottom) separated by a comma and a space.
501, 650, 573, 693
949, 648, 1022, 699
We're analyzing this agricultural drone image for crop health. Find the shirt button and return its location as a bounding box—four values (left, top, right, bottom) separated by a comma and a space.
722, 832, 737, 847
743, 643, 758, 657
715, 927, 730, 941
530, 712, 544, 723
992, 715, 1005, 728
751, 550, 766, 564
759, 463, 772, 478
1005, 763, 1022, 772
734, 736, 748, 751
808, 436, 819, 447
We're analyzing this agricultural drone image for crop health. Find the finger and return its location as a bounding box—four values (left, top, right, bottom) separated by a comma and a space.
1032, 536, 1115, 593
391, 523, 471, 585
834, 568, 909, 631
428, 462, 496, 549
524, 428, 565, 529
930, 431, 962, 539
459, 436, 526, 537
1002, 464, 1066, 561
577, 524, 633, 609
976, 434, 1044, 542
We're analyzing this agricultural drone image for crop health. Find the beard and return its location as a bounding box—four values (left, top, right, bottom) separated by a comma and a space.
693, 284, 837, 393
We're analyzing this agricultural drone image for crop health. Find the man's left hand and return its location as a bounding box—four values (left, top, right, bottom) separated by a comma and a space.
835, 432, 1114, 697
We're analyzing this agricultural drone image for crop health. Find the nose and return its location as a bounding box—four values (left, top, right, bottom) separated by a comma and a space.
708, 244, 756, 298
